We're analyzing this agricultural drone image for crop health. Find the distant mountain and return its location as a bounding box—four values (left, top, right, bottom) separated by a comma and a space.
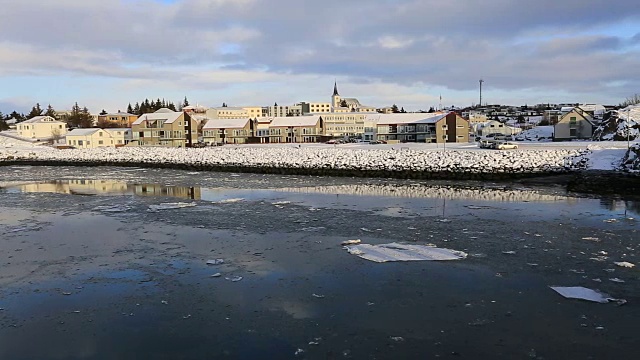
592, 106, 639, 141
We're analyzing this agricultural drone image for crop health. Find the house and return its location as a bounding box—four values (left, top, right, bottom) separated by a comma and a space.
16, 116, 67, 140
98, 112, 138, 127
320, 113, 374, 139
66, 128, 121, 148
370, 112, 470, 143
5, 118, 18, 130
252, 117, 272, 143
202, 118, 252, 144
554, 107, 595, 141
476, 120, 521, 137
131, 110, 198, 147
268, 116, 323, 143
105, 128, 132, 146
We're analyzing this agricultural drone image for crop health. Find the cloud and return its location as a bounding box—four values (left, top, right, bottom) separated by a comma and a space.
1, 0, 640, 110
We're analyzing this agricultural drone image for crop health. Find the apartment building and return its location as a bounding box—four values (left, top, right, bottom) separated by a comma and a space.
268, 116, 323, 143
98, 112, 138, 127
17, 116, 67, 140
202, 118, 252, 144
131, 111, 198, 147
371, 112, 469, 143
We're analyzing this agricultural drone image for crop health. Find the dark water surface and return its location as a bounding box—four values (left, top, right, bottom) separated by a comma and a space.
0, 166, 638, 359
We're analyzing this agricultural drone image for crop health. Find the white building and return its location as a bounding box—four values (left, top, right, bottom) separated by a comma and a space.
17, 116, 67, 140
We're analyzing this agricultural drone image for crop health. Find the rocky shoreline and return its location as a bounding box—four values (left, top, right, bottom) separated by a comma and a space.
1, 146, 638, 196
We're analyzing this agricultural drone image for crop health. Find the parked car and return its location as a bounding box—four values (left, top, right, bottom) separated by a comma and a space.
497, 142, 518, 150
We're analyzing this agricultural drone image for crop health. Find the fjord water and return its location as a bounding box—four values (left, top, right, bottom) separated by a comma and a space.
0, 166, 638, 359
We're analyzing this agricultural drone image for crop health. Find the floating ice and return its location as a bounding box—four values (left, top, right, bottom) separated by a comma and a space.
225, 276, 243, 282
148, 202, 196, 211
614, 261, 635, 268
213, 198, 244, 204
206, 259, 224, 265
549, 286, 612, 303
341, 239, 361, 245
345, 242, 467, 263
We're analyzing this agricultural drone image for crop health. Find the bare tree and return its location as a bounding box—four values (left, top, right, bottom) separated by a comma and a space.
50, 128, 63, 145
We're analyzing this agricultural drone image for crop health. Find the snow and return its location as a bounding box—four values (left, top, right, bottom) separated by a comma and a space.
515, 126, 554, 141
1, 138, 634, 173
587, 149, 626, 170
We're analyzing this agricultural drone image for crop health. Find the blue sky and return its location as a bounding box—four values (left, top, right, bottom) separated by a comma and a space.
1, 0, 639, 114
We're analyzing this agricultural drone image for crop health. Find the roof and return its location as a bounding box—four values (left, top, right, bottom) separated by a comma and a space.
211, 107, 246, 111
366, 113, 449, 125
5, 118, 17, 124
103, 112, 134, 116
104, 128, 131, 133
22, 116, 64, 124
67, 128, 103, 136
203, 118, 250, 129
269, 115, 321, 127
154, 108, 174, 113
132, 112, 183, 125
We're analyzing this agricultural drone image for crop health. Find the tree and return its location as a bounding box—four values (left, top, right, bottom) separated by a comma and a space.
100, 109, 108, 115
44, 104, 57, 118
0, 118, 8, 131
27, 103, 43, 118
620, 94, 640, 107
517, 115, 526, 124
134, 102, 140, 115
126, 103, 133, 114
428, 106, 435, 113
400, 107, 406, 113
167, 102, 177, 111
182, 96, 190, 108
50, 128, 64, 144
340, 99, 348, 108
65, 103, 93, 128
9, 111, 25, 122
391, 104, 399, 113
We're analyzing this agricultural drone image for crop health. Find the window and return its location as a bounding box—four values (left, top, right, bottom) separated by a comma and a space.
99, 132, 103, 137
86, 141, 90, 145
78, 140, 83, 146
98, 140, 103, 145
570, 128, 577, 137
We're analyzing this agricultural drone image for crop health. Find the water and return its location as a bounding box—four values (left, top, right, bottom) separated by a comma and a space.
0, 166, 638, 359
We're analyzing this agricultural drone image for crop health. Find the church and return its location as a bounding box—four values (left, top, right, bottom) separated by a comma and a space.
331, 82, 377, 113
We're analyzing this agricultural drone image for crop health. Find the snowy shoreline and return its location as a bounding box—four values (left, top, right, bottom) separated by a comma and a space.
1, 146, 589, 178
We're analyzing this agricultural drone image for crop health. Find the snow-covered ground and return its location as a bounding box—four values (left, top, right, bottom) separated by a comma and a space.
0, 133, 41, 149
1, 132, 636, 172
514, 126, 554, 141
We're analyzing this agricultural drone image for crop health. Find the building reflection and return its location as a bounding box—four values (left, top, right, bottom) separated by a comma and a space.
1, 180, 201, 200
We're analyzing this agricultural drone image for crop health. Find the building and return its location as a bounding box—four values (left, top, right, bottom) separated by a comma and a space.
331, 82, 376, 112
131, 110, 198, 147
268, 116, 323, 143
554, 107, 595, 141
298, 102, 332, 114
17, 116, 67, 140
252, 117, 272, 143
105, 128, 132, 146
202, 118, 252, 144
206, 107, 248, 120
476, 120, 522, 137
267, 104, 303, 117
320, 113, 376, 139
371, 112, 469, 143
98, 112, 138, 127
66, 128, 118, 148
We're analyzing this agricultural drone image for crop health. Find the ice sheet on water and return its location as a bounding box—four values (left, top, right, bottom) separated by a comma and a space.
92, 205, 132, 213
549, 286, 612, 303
344, 242, 467, 263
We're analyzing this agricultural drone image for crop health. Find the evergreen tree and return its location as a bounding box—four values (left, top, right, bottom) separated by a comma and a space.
182, 96, 189, 108
400, 107, 406, 113
391, 104, 399, 113
134, 102, 140, 115
340, 99, 348, 108
428, 106, 435, 113
161, 99, 166, 108
27, 103, 43, 118
126, 103, 133, 114
80, 106, 94, 128
9, 111, 25, 122
0, 117, 7, 131
155, 98, 162, 110
168, 102, 177, 111
44, 104, 57, 118
100, 109, 108, 115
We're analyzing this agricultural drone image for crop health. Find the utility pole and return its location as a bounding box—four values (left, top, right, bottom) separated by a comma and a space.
627, 107, 631, 151
479, 79, 484, 107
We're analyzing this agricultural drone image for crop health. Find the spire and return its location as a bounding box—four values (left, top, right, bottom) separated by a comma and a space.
333, 81, 339, 96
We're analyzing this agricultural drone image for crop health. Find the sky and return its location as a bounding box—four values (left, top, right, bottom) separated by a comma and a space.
1, 0, 639, 114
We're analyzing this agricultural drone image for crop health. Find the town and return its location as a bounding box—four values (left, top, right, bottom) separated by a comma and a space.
1, 83, 638, 149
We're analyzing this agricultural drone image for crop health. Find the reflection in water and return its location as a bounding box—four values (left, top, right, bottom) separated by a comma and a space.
0, 180, 201, 200
1, 179, 638, 215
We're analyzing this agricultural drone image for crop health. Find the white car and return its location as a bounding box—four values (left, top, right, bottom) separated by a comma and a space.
497, 142, 518, 150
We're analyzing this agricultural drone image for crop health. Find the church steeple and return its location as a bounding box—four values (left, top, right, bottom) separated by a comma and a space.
333, 81, 339, 96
